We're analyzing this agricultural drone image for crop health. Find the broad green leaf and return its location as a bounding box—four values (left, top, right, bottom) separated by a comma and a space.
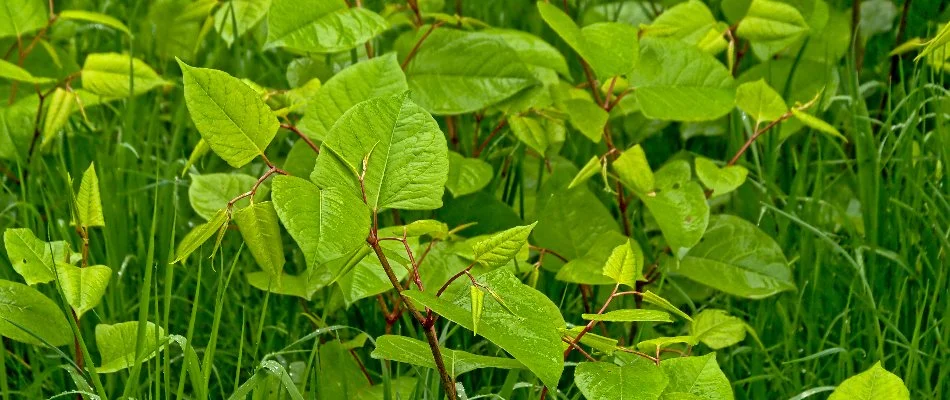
404, 269, 565, 388
335, 245, 409, 305
446, 151, 493, 197
556, 231, 627, 285
537, 2, 639, 79
792, 108, 846, 141
735, 79, 787, 125
54, 263, 111, 317
318, 339, 372, 398
0, 58, 55, 84
828, 362, 910, 400
613, 144, 654, 194
0, 279, 72, 346
660, 354, 733, 400
694, 157, 748, 197
0, 0, 46, 39
564, 98, 607, 142
172, 209, 229, 264
312, 92, 449, 211
40, 88, 76, 148
642, 290, 693, 322
233, 202, 285, 280
438, 192, 523, 238
669, 215, 795, 299
371, 335, 523, 378
81, 53, 166, 98
265, 0, 387, 53
402, 219, 450, 240
736, 0, 809, 58
298, 53, 407, 140
603, 239, 646, 288
689, 309, 746, 349
96, 321, 166, 373
471, 286, 485, 336
637, 336, 698, 353
246, 270, 324, 300
641, 0, 726, 53
58, 10, 131, 35
737, 59, 839, 140
486, 28, 569, 77
582, 309, 673, 323
188, 173, 267, 221
3, 228, 72, 285
535, 184, 620, 263
271, 176, 370, 269
0, 96, 37, 162
567, 156, 602, 190
509, 114, 565, 157
630, 38, 735, 121
575, 361, 669, 400
639, 161, 709, 252
915, 20, 950, 62
213, 0, 271, 46
75, 163, 105, 228
178, 59, 279, 168
405, 28, 537, 115
472, 222, 537, 269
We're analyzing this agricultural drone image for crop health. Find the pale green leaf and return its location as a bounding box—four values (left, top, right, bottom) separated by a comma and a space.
147, 0, 216, 62
694, 157, 748, 197
640, 161, 709, 251
3, 228, 71, 285
172, 209, 229, 264
233, 201, 285, 280
371, 335, 523, 378
603, 239, 646, 288
690, 309, 746, 349
642, 0, 726, 53
660, 354, 733, 400
637, 336, 698, 353
188, 173, 267, 221
0, 279, 72, 346
265, 0, 387, 53
582, 309, 673, 323
613, 144, 654, 194
642, 290, 693, 322
96, 321, 166, 373
567, 156, 603, 190
735, 79, 787, 125
59, 10, 131, 35
537, 2, 639, 79
335, 244, 409, 305
246, 270, 324, 300
535, 185, 620, 262
564, 98, 607, 142
75, 163, 105, 228
472, 222, 537, 269
915, 20, 950, 62
471, 286, 485, 336
792, 108, 846, 141
81, 53, 166, 98
40, 88, 77, 149
509, 114, 565, 157
486, 28, 569, 77
0, 58, 55, 84
402, 219, 450, 240
556, 231, 627, 285
446, 151, 493, 197
0, 96, 37, 162
828, 362, 910, 400
575, 361, 669, 400
178, 59, 279, 168
312, 92, 449, 211
737, 0, 809, 58
0, 0, 46, 39
181, 139, 210, 177
54, 263, 111, 317
559, 327, 620, 355
213, 0, 271, 46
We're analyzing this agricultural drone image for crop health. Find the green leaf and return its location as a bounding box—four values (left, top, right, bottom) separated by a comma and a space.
335, 245, 409, 305
265, 0, 387, 53
40, 88, 76, 148
147, 0, 216, 62
639, 161, 709, 252
535, 185, 620, 262
694, 157, 748, 197
271, 176, 370, 269
555, 231, 628, 285
638, 336, 698, 354
81, 53, 166, 98
404, 269, 565, 388
689, 309, 746, 349
312, 92, 449, 211
670, 215, 795, 299
178, 59, 279, 168
559, 327, 620, 355
96, 321, 167, 373
792, 108, 847, 141
915, 20, 950, 62
735, 79, 787, 125
641, 290, 693, 322
0, 96, 36, 162
298, 53, 407, 140
0, 279, 72, 346
188, 173, 268, 221
829, 362, 910, 400
575, 361, 669, 400
233, 201, 285, 280
246, 270, 323, 300
641, 0, 726, 53
630, 38, 735, 121
568, 156, 602, 190
402, 219, 450, 240
602, 239, 646, 288
3, 228, 72, 285
486, 28, 569, 77
172, 209, 229, 264
0, 0, 46, 39
509, 114, 565, 157
582, 309, 673, 323
564, 98, 607, 142
75, 163, 105, 228
405, 28, 537, 115
537, 2, 639, 79
446, 151, 493, 197
0, 58, 55, 84
613, 144, 654, 194
471, 286, 485, 336
736, 0, 809, 58
660, 354, 733, 400
371, 335, 522, 378
54, 263, 111, 317
58, 10, 131, 35
317, 338, 372, 397
472, 222, 537, 269
213, 0, 271, 46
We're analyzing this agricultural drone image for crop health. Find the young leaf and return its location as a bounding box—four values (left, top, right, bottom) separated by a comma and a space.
58, 10, 132, 35
178, 59, 279, 168
509, 114, 566, 157
213, 0, 271, 46
402, 219, 450, 240
660, 354, 733, 400
568, 156, 602, 190
3, 228, 72, 285
0, 279, 73, 346
40, 88, 76, 148
694, 157, 748, 197
54, 263, 111, 317
642, 290, 693, 322
536, 2, 639, 79
472, 222, 537, 269
96, 321, 167, 373
312, 92, 449, 211
575, 361, 669, 400
556, 231, 628, 285
81, 53, 166, 98
602, 239, 645, 288
914, 20, 950, 62
75, 163, 105, 228
736, 0, 809, 58
828, 362, 910, 400
470, 286, 485, 336
371, 335, 523, 378
0, 0, 47, 39
613, 144, 654, 194
188, 173, 267, 221
265, 0, 387, 54
446, 151, 493, 197
172, 209, 229, 264
640, 161, 709, 251
233, 201, 285, 281
559, 327, 620, 355
582, 309, 673, 323
735, 79, 787, 125
669, 215, 795, 299
689, 309, 747, 349
0, 58, 55, 84
792, 108, 847, 141
641, 0, 726, 53
564, 98, 608, 142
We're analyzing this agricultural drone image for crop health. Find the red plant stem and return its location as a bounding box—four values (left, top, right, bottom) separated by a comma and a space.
227, 166, 287, 210
280, 123, 319, 154
436, 262, 476, 297
401, 22, 444, 70
473, 119, 507, 157
349, 348, 374, 384
579, 59, 603, 105
727, 110, 793, 166
406, 0, 423, 26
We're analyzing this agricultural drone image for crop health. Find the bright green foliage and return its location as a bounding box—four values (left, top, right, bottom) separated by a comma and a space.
213, 0, 271, 46
0, 0, 46, 39
3, 228, 71, 285
568, 155, 602, 189
172, 209, 229, 263
509, 114, 565, 157
534, 187, 620, 261
233, 201, 285, 280
178, 59, 279, 167
614, 144, 655, 194
914, 20, 950, 61
556, 231, 627, 285
575, 361, 669, 400
690, 309, 747, 349
829, 362, 910, 400
472, 222, 537, 269
265, 0, 387, 53
0, 58, 54, 84
0, 97, 36, 161
486, 28, 570, 77
312, 92, 448, 211
446, 151, 493, 197
792, 108, 847, 141
582, 309, 673, 323
245, 270, 322, 300
602, 239, 645, 288
734, 79, 787, 125
637, 335, 699, 353
694, 157, 748, 197
470, 286, 485, 335
96, 321, 166, 373
640, 160, 709, 252
642, 290, 693, 322
537, 2, 639, 79
188, 173, 267, 220
405, 28, 537, 115
660, 354, 733, 400
75, 163, 105, 228
54, 263, 111, 317
736, 0, 809, 58
372, 334, 523, 377
0, 279, 72, 346
41, 88, 76, 148
564, 98, 608, 142
58, 10, 131, 35
671, 215, 795, 299
642, 0, 726, 53
81, 53, 166, 98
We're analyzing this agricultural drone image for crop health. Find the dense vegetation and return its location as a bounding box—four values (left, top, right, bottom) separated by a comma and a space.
0, 0, 948, 398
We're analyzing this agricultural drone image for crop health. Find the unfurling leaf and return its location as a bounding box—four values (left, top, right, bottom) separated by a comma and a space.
641, 290, 693, 322
472, 222, 537, 269
54, 262, 111, 317
792, 108, 847, 141
582, 309, 673, 323
172, 209, 229, 264
568, 156, 602, 190
602, 239, 645, 288
75, 163, 105, 228
470, 286, 485, 336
